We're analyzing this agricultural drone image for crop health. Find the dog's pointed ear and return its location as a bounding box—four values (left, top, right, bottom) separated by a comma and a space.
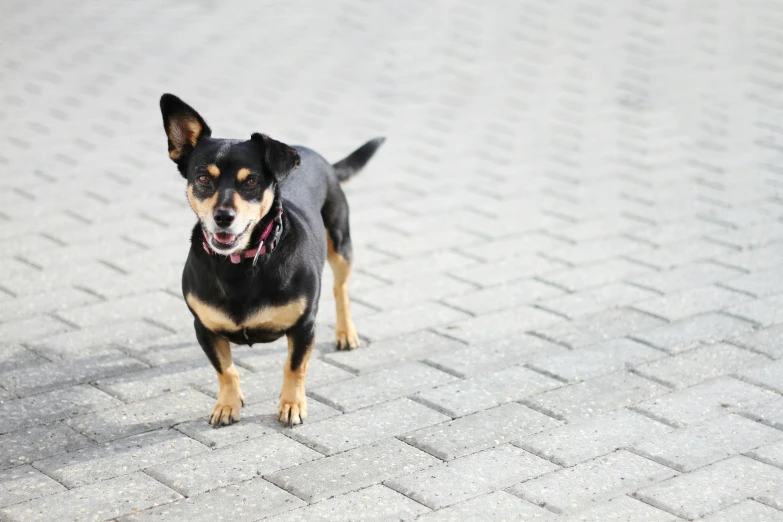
251, 133, 300, 182
160, 94, 211, 174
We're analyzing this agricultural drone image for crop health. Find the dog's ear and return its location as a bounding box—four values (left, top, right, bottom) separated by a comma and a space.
251, 133, 300, 183
160, 93, 212, 174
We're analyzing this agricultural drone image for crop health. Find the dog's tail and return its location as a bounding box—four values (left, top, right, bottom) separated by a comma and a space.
332, 137, 386, 182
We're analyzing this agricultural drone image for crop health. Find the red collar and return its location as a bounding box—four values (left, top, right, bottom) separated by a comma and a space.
202, 211, 283, 264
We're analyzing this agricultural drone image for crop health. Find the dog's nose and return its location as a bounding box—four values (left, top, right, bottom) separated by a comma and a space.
214, 209, 236, 228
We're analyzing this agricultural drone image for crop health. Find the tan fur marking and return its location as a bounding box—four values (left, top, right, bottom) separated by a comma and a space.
210, 337, 243, 425
167, 118, 202, 157
278, 336, 313, 425
186, 293, 307, 334
187, 185, 219, 220
229, 189, 275, 252
236, 167, 252, 182
327, 232, 359, 349
243, 296, 307, 331
207, 164, 220, 178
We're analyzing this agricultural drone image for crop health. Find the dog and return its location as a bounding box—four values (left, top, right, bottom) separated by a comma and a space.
159, 93, 384, 427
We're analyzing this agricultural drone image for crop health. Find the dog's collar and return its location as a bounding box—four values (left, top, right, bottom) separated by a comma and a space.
202, 211, 284, 265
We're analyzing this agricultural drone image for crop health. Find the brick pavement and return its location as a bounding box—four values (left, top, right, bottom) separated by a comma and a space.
1, 0, 783, 520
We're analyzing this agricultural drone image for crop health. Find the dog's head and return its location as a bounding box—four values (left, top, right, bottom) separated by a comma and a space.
160, 93, 300, 255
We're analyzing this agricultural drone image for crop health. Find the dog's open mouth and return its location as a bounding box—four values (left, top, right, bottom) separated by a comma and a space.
206, 223, 251, 251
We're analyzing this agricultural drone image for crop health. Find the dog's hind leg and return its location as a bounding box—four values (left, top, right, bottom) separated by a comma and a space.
194, 320, 244, 426
322, 183, 359, 350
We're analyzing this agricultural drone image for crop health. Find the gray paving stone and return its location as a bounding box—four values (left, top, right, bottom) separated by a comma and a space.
33, 429, 208, 488
0, 288, 100, 323
633, 343, 767, 389
146, 433, 321, 497
424, 334, 567, 378
728, 294, 783, 326
747, 439, 783, 470
548, 236, 646, 266
517, 410, 672, 467
565, 495, 680, 521
65, 389, 214, 442
413, 365, 561, 418
351, 301, 469, 342
699, 500, 783, 522
731, 324, 783, 359
626, 238, 735, 270
632, 285, 753, 322
309, 362, 457, 412
738, 359, 783, 394
94, 361, 215, 402
216, 359, 353, 406
288, 398, 449, 455
631, 414, 783, 472
724, 268, 783, 298
631, 313, 756, 354
364, 251, 478, 283
0, 316, 72, 344
386, 445, 557, 510
0, 466, 66, 509
401, 402, 560, 461
265, 484, 429, 522
629, 261, 744, 294
0, 471, 182, 522
323, 331, 464, 374
633, 377, 779, 427
0, 385, 121, 435
741, 399, 783, 430
55, 291, 192, 332
537, 283, 656, 319
0, 424, 91, 471
120, 478, 305, 522
509, 450, 676, 515
541, 259, 653, 292
525, 372, 668, 422
529, 338, 664, 383
174, 397, 341, 449
634, 456, 783, 520
0, 350, 148, 397
708, 222, 783, 249
414, 491, 557, 522
442, 278, 564, 316
0, 346, 44, 375
266, 438, 440, 503
435, 305, 564, 345
447, 254, 566, 287
535, 308, 665, 349
354, 274, 476, 311
27, 320, 172, 360
716, 242, 783, 272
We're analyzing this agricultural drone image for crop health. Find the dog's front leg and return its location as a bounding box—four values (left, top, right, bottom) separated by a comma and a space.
194, 320, 244, 426
278, 322, 314, 427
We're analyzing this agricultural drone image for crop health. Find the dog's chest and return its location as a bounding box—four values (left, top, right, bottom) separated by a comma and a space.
186, 293, 306, 336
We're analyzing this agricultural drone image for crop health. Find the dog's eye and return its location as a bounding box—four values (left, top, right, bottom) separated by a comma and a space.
245, 176, 259, 188
197, 175, 210, 184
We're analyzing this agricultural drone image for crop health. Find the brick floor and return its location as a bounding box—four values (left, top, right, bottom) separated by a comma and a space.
1, 0, 783, 520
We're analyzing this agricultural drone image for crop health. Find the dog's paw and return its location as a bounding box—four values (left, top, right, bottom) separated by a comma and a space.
335, 326, 360, 350
278, 397, 307, 428
209, 392, 244, 428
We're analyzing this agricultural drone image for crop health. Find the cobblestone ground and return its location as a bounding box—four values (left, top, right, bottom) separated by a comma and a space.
1, 0, 783, 520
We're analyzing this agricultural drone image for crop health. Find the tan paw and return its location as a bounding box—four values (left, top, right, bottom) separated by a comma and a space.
335, 325, 360, 350
209, 392, 244, 427
278, 397, 307, 427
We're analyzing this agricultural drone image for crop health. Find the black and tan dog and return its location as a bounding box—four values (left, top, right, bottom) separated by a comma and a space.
159, 94, 384, 427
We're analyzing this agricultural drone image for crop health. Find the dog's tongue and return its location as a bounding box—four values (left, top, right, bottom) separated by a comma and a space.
214, 232, 236, 244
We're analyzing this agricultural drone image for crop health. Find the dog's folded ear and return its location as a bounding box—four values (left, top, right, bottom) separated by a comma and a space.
251, 133, 301, 183
160, 94, 212, 174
